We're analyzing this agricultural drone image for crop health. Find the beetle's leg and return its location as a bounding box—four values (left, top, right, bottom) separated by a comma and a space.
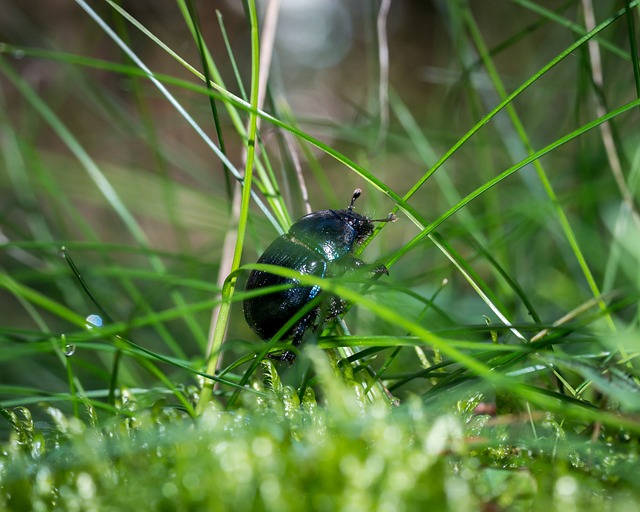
267, 348, 297, 363
268, 350, 296, 363
339, 255, 389, 276
268, 309, 318, 363
298, 307, 321, 338
326, 296, 348, 319
371, 263, 389, 276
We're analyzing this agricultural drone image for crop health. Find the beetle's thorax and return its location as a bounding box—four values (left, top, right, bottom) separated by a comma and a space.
288, 209, 374, 262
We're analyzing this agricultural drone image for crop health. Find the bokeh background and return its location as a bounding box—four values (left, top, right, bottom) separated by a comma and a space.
1, 1, 638, 402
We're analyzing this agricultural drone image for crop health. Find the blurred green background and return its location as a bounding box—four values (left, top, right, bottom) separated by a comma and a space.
1, 0, 638, 405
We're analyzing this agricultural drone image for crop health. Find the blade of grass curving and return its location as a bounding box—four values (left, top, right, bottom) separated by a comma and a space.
175, 0, 287, 222
583, 0, 638, 222
469, 238, 543, 326
0, 268, 198, 411
389, 89, 487, 243
58, 1, 636, 222
272, 99, 339, 207
539, 353, 640, 411
401, 1, 636, 205
0, 58, 205, 356
79, 0, 280, 232
431, 232, 526, 341
217, 10, 249, 101
461, 3, 615, 330
511, 0, 631, 60
0, 273, 87, 328
130, 355, 195, 416
109, 11, 191, 253
387, 97, 640, 275
59, 247, 114, 324
195, 0, 261, 414
461, 0, 578, 78
184, 0, 232, 204
390, 90, 542, 328
172, 0, 246, 136
59, 245, 125, 404
240, 264, 640, 431
0, 273, 92, 400
0, 60, 147, 248
1, 37, 636, 360
11, 4, 636, 360
627, 1, 640, 99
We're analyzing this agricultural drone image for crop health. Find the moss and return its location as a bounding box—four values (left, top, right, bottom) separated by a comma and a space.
2, 393, 640, 511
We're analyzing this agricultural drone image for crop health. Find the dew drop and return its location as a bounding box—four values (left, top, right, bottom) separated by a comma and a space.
12, 49, 25, 59
61, 334, 75, 357
58, 246, 68, 259
85, 314, 103, 329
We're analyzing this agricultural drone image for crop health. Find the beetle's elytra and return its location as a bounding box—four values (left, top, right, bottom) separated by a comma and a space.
243, 189, 396, 362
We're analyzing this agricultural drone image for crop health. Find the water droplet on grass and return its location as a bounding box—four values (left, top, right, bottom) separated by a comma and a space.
61, 334, 75, 356
85, 314, 102, 329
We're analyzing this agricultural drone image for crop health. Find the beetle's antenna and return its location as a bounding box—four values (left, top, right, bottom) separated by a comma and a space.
371, 213, 397, 223
348, 189, 362, 210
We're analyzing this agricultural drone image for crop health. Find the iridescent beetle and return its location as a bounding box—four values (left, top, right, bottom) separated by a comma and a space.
243, 189, 395, 361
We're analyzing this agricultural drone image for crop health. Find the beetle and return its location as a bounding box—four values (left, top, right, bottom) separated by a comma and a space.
243, 189, 396, 362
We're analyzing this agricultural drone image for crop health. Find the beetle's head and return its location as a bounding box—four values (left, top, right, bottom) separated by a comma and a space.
343, 189, 397, 244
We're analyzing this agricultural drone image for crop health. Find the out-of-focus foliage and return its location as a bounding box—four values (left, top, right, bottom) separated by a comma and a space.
2, 361, 639, 512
